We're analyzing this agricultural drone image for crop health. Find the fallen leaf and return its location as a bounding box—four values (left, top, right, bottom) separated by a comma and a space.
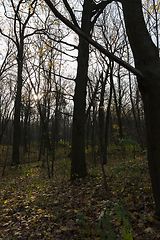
145, 227, 154, 234
60, 226, 69, 231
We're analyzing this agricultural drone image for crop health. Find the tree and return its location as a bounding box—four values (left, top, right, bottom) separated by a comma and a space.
44, 0, 160, 218
71, 0, 92, 178
0, 0, 40, 165
0, 40, 15, 144
45, 0, 113, 179
121, 0, 160, 219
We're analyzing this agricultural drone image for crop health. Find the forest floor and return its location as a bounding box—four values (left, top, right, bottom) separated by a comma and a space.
0, 144, 160, 240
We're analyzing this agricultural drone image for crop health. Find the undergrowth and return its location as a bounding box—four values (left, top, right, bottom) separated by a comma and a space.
0, 144, 160, 239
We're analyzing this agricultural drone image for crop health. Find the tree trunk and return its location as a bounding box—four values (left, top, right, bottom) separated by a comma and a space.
129, 74, 144, 150
71, 0, 92, 179
98, 74, 105, 160
23, 103, 30, 154
55, 87, 60, 148
141, 84, 160, 217
12, 57, 23, 165
112, 67, 123, 140
103, 63, 113, 164
122, 0, 160, 217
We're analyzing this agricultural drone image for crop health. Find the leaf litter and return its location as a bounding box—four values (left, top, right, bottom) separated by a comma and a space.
0, 155, 160, 239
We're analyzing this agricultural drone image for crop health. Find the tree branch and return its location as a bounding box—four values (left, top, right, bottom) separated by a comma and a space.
62, 0, 79, 28
43, 0, 144, 78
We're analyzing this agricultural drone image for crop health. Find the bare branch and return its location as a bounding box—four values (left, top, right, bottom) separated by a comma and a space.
44, 0, 144, 78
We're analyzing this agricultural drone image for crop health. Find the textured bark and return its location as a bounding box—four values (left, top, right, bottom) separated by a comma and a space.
122, 0, 160, 217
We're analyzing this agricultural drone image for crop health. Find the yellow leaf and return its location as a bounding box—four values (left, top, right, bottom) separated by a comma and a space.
74, 209, 79, 213
121, 188, 124, 192
147, 216, 154, 222
4, 200, 8, 204
37, 209, 42, 212
66, 209, 71, 213
60, 226, 69, 231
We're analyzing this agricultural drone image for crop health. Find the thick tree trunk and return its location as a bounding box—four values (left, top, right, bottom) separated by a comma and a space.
71, 0, 92, 179
141, 84, 160, 217
122, 0, 160, 217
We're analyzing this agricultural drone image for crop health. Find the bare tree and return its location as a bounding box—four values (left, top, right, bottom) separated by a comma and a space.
44, 0, 160, 218
0, 39, 15, 144
0, 0, 40, 165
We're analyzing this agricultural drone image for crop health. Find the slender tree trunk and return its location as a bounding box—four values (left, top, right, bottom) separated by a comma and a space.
12, 55, 23, 165
92, 106, 96, 166
55, 87, 59, 148
129, 74, 144, 150
23, 103, 30, 154
51, 116, 55, 176
112, 73, 123, 140
98, 74, 105, 160
103, 63, 113, 164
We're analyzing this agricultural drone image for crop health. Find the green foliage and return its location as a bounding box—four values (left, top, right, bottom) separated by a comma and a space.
76, 212, 90, 237
96, 208, 116, 240
22, 165, 30, 177
76, 212, 86, 226
119, 138, 139, 147
97, 201, 134, 240
119, 138, 141, 152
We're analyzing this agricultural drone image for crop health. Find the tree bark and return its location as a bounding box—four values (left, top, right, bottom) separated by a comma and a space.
71, 0, 93, 179
12, 52, 23, 165
121, 0, 160, 217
